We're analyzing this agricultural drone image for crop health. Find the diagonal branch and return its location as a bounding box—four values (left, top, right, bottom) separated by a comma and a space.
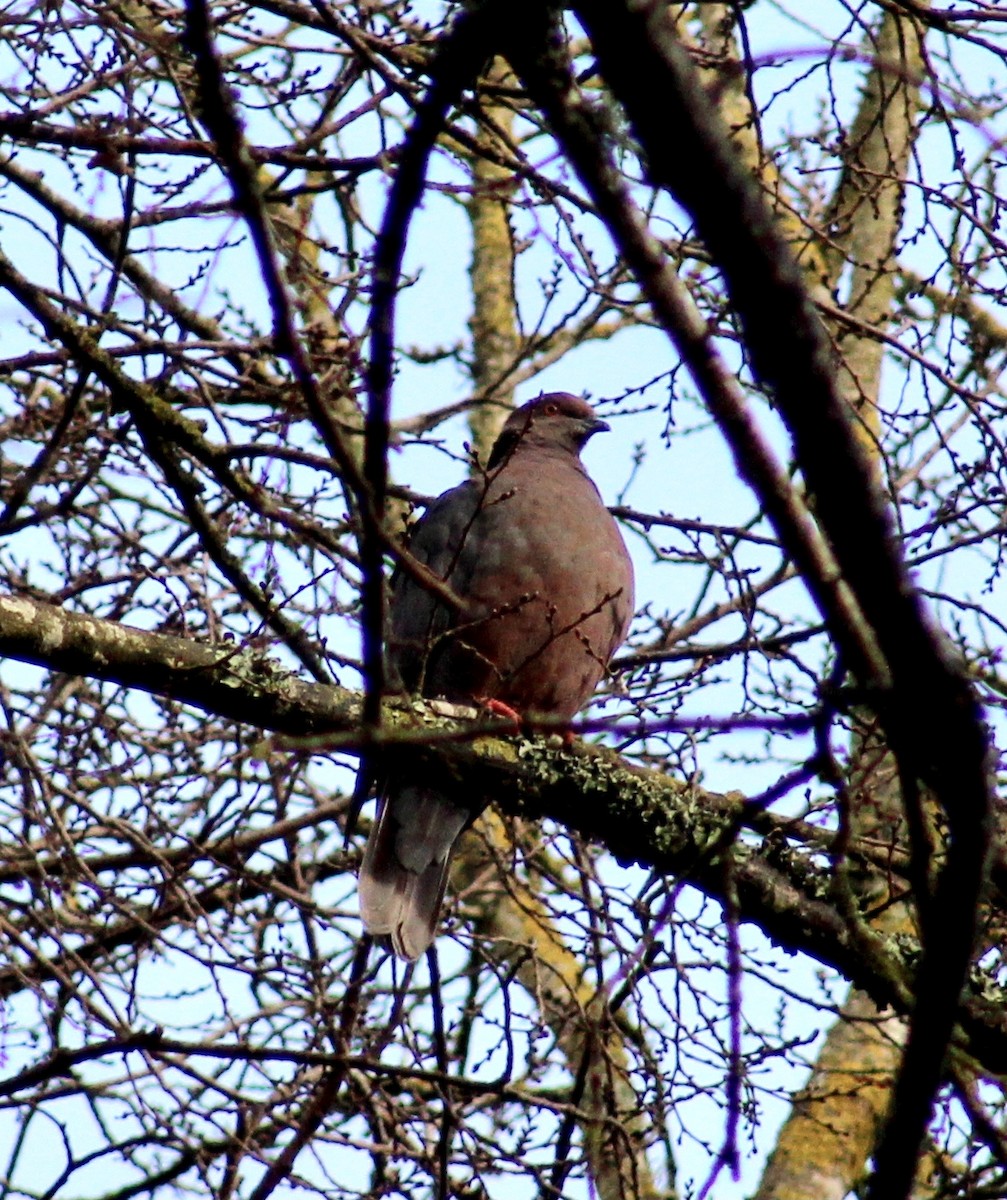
530, 6, 992, 1194
1, 589, 1006, 1087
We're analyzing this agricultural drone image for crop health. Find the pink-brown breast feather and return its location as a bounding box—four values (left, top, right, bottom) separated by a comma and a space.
389, 443, 634, 720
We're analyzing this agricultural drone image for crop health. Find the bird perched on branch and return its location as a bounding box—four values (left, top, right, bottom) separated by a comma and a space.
359, 394, 635, 960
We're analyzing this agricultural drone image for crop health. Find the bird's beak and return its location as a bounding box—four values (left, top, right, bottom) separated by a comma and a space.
585, 416, 610, 436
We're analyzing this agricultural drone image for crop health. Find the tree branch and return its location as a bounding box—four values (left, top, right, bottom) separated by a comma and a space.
1, 589, 1006, 1086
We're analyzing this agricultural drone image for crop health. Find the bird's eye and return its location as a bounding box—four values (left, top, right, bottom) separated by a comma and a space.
543, 402, 559, 415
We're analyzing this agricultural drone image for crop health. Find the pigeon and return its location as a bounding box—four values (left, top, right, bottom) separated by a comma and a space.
359, 394, 635, 960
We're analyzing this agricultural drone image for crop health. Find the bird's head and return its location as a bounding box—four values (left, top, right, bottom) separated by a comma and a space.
487, 394, 610, 468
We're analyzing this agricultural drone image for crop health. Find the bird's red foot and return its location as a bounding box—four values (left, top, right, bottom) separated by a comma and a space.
477, 697, 522, 730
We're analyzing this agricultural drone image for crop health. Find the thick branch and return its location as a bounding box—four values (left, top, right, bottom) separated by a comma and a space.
551, 7, 993, 1193
1, 590, 1006, 1082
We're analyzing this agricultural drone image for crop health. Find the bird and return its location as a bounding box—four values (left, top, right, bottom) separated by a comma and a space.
358, 393, 635, 960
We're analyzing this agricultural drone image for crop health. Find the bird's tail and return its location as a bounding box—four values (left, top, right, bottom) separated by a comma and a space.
358, 785, 470, 961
